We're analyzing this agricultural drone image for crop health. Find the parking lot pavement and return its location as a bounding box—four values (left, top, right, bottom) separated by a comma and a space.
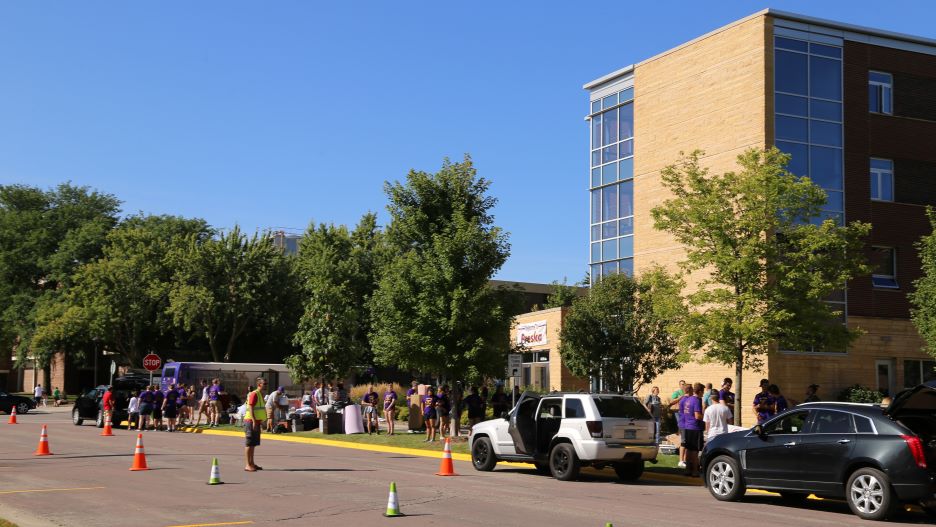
0, 407, 931, 526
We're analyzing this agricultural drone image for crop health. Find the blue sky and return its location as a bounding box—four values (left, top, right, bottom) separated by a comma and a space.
2, 1, 934, 283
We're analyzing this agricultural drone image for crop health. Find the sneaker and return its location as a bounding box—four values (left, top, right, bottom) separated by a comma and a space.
677, 461, 686, 468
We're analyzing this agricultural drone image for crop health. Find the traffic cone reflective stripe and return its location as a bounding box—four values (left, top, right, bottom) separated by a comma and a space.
101, 414, 114, 436
34, 424, 52, 456
8, 406, 17, 424
383, 481, 404, 517
129, 433, 150, 471
207, 457, 223, 485
435, 437, 458, 476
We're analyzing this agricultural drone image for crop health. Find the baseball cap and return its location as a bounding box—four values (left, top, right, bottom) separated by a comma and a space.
277, 386, 284, 392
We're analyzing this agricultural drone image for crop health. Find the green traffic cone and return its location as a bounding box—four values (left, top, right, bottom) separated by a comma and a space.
207, 457, 223, 485
383, 481, 404, 517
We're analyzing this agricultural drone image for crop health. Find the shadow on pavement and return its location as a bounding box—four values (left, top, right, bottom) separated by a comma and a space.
742, 494, 931, 524
267, 468, 376, 472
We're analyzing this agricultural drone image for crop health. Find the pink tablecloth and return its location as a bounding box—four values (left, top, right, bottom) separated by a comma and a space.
343, 404, 364, 434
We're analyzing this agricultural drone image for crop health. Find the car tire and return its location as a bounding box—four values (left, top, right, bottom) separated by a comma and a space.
95, 409, 104, 428
16, 402, 29, 414
706, 455, 745, 501
846, 467, 898, 521
72, 408, 84, 426
549, 443, 580, 481
613, 461, 644, 481
471, 437, 497, 472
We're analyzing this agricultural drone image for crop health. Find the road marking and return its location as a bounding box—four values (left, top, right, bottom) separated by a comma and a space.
165, 522, 253, 527
0, 486, 105, 495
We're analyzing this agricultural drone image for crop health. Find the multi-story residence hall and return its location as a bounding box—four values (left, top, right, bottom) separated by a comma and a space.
584, 9, 936, 423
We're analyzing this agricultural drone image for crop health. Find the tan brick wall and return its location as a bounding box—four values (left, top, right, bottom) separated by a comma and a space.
511, 307, 590, 392
632, 14, 770, 277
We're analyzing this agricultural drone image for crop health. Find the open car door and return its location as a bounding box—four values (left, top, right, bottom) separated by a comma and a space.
508, 391, 541, 456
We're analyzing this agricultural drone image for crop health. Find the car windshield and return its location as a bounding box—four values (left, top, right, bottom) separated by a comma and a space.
592, 396, 650, 418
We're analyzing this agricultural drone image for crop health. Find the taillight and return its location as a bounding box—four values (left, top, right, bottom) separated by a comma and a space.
586, 420, 603, 438
901, 435, 927, 469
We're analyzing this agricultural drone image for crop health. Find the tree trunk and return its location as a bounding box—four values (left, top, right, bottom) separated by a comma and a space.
734, 349, 743, 426
208, 334, 221, 363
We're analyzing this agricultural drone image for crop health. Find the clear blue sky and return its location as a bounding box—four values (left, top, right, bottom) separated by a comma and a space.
2, 1, 934, 283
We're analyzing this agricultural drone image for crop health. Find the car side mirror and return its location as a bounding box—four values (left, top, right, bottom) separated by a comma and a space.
754, 425, 766, 438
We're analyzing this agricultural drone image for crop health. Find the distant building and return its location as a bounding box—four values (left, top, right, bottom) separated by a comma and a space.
271, 230, 301, 255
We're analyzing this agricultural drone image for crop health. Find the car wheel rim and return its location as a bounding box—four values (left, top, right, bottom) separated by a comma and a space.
474, 442, 488, 466
17, 403, 27, 414
553, 450, 569, 475
709, 461, 735, 496
850, 474, 884, 514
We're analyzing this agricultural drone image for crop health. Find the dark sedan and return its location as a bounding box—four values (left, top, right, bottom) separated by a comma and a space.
0, 391, 36, 415
701, 382, 936, 521
72, 377, 149, 428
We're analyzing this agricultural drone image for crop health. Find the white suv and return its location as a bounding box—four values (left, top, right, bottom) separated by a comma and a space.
469, 392, 657, 481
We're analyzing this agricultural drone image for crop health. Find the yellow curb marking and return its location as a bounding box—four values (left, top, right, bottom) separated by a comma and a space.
165, 522, 254, 527
0, 486, 106, 495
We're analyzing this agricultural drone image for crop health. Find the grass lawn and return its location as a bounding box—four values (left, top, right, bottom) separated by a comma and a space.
0, 519, 19, 527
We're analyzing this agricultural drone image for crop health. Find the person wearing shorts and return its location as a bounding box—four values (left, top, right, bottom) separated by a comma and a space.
422, 390, 437, 443
163, 383, 179, 432
243, 377, 266, 472
264, 387, 279, 432
152, 386, 164, 431
383, 388, 397, 436
195, 380, 210, 426
436, 385, 451, 437
362, 386, 378, 434
138, 386, 154, 431
127, 391, 140, 430
208, 378, 223, 427
680, 384, 704, 477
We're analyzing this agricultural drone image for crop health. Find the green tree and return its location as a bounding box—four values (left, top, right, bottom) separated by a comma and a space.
168, 225, 297, 362
0, 183, 120, 366
650, 148, 872, 424
559, 270, 683, 392
543, 278, 579, 309
33, 215, 212, 367
286, 213, 384, 383
369, 156, 520, 383
909, 207, 936, 359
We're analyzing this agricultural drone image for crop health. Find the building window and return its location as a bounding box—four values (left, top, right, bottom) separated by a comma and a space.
870, 158, 894, 201
870, 246, 898, 289
904, 359, 936, 388
869, 71, 893, 115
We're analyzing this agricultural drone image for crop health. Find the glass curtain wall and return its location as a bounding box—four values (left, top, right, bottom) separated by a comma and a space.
589, 87, 634, 281
774, 34, 847, 352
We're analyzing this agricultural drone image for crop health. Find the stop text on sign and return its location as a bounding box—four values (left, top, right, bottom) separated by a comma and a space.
142, 354, 162, 372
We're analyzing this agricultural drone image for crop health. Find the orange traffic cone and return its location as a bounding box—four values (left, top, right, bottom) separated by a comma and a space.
101, 414, 114, 437
435, 437, 458, 476
129, 433, 150, 471
34, 424, 52, 456
8, 406, 17, 424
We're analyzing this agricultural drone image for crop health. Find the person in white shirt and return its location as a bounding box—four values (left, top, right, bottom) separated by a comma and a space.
265, 387, 281, 432
127, 392, 141, 430
703, 391, 733, 441
34, 384, 43, 407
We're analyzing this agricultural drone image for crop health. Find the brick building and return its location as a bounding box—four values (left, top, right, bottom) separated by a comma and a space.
510, 307, 590, 392
584, 9, 936, 424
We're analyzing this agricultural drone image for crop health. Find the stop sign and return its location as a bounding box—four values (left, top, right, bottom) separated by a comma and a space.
142, 354, 162, 372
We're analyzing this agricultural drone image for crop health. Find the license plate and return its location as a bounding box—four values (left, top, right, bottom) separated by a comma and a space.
624, 429, 636, 439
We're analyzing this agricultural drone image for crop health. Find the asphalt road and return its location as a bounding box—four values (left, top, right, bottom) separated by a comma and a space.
0, 407, 931, 527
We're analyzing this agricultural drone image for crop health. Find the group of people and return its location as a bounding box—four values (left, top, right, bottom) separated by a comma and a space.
125, 378, 225, 432
645, 378, 822, 477
31, 384, 68, 407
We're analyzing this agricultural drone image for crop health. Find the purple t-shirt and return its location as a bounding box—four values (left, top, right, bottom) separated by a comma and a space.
718, 389, 735, 405
153, 390, 164, 406
383, 391, 397, 410
406, 388, 416, 397
209, 385, 222, 401
363, 391, 378, 406
423, 395, 435, 417
681, 396, 703, 431
140, 390, 154, 405
753, 392, 775, 423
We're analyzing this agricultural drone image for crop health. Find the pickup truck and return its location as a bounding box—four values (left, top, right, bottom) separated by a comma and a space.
469, 391, 657, 481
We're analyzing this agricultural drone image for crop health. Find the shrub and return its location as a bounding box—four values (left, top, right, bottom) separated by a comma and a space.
838, 384, 883, 403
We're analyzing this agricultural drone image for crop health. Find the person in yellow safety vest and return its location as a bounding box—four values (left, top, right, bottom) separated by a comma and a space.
244, 377, 267, 472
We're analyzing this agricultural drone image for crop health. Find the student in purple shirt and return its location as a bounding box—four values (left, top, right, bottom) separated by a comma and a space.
138, 387, 154, 431
752, 378, 775, 424
152, 387, 165, 431
208, 378, 223, 427
718, 377, 735, 416
680, 384, 704, 477
768, 384, 788, 415
383, 389, 397, 436
422, 390, 437, 443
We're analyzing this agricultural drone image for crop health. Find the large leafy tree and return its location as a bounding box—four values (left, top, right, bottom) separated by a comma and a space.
168, 226, 297, 362
909, 207, 936, 359
286, 213, 385, 383
370, 156, 521, 383
559, 269, 684, 392
650, 148, 872, 424
33, 215, 213, 367
543, 278, 579, 309
0, 183, 120, 365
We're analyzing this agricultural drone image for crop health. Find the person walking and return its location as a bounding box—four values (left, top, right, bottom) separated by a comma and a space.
383, 386, 397, 435
127, 391, 140, 430
703, 391, 733, 441
464, 386, 484, 429
101, 386, 115, 427
163, 383, 179, 432
422, 389, 437, 442
34, 384, 43, 407
243, 377, 266, 472
52, 387, 62, 407
680, 384, 704, 477
643, 386, 662, 443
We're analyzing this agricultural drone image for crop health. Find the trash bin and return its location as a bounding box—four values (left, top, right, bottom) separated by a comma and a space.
322, 412, 343, 435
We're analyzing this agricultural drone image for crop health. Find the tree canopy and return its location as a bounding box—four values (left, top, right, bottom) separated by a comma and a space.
910, 207, 936, 359
369, 156, 521, 383
650, 148, 872, 423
